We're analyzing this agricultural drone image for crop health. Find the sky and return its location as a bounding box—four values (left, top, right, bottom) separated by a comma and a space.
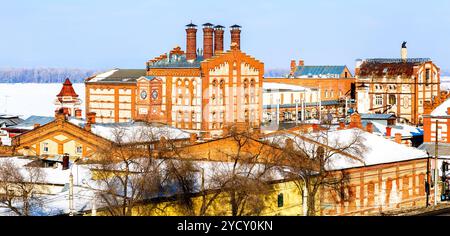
1, 0, 450, 73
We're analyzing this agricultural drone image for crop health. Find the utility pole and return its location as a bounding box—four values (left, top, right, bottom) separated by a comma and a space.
69, 172, 74, 216
318, 89, 322, 123
435, 120, 439, 206
426, 153, 430, 207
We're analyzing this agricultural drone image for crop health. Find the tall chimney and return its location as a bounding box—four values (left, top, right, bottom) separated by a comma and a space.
185, 23, 198, 61
230, 24, 242, 50
214, 25, 225, 54
202, 23, 214, 60
401, 41, 407, 62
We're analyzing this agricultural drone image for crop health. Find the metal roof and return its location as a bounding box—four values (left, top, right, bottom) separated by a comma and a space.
0, 115, 23, 127
86, 69, 147, 83
293, 66, 346, 78
147, 54, 202, 69
8, 116, 54, 129
360, 113, 396, 120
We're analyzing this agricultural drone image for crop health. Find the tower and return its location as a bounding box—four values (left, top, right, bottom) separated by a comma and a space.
54, 78, 82, 118
186, 23, 198, 61
203, 23, 214, 59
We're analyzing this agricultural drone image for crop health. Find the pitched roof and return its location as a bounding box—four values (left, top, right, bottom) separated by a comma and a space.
358, 58, 431, 77
7, 116, 54, 130
0, 115, 23, 127
86, 69, 147, 84
293, 66, 347, 78
57, 78, 78, 98
430, 98, 450, 116
147, 54, 203, 69
360, 113, 396, 120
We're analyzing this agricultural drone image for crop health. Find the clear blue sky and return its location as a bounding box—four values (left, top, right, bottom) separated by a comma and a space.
1, 0, 450, 73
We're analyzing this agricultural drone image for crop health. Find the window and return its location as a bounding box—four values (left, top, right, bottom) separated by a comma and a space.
344, 72, 348, 78
76, 146, 82, 154
277, 193, 284, 208
43, 143, 49, 153
375, 95, 383, 106
389, 94, 397, 105
426, 69, 431, 85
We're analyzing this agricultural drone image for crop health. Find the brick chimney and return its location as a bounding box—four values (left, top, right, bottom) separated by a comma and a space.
394, 133, 402, 144
299, 59, 305, 66
75, 108, 82, 119
33, 123, 40, 129
55, 108, 66, 121
202, 23, 214, 60
86, 112, 96, 124
349, 113, 362, 129
338, 121, 346, 130
62, 153, 70, 170
214, 25, 224, 54
290, 60, 297, 75
190, 133, 198, 144
386, 126, 392, 137
423, 101, 433, 115
312, 124, 319, 132
366, 122, 373, 133
85, 112, 96, 132
185, 23, 198, 61
230, 24, 241, 50
285, 138, 294, 150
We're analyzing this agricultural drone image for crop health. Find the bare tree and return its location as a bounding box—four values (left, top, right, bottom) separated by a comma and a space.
0, 159, 47, 216
90, 126, 169, 216
271, 127, 367, 216
168, 125, 284, 216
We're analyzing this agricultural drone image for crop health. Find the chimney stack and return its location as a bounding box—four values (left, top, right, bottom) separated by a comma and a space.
401, 41, 407, 62
366, 122, 373, 133
299, 59, 305, 67
386, 126, 392, 137
190, 133, 198, 144
185, 23, 198, 61
285, 138, 294, 150
202, 23, 214, 59
290, 60, 297, 75
75, 109, 82, 119
230, 24, 241, 50
349, 113, 362, 129
214, 25, 225, 54
33, 123, 40, 129
395, 133, 402, 144
62, 154, 70, 170
338, 120, 346, 130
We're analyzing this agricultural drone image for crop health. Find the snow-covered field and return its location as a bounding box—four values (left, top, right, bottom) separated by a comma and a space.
441, 76, 450, 91
0, 83, 85, 119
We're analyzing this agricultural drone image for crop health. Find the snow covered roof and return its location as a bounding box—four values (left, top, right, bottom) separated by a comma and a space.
430, 98, 450, 116
266, 128, 428, 171
68, 119, 191, 143
6, 116, 54, 130
263, 82, 311, 92
86, 69, 147, 84
366, 121, 422, 138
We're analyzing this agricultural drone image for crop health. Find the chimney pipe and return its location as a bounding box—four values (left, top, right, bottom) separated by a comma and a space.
366, 122, 373, 133
185, 23, 198, 61
401, 41, 407, 62
395, 133, 402, 144
214, 25, 225, 54
230, 24, 241, 50
202, 23, 214, 60
299, 60, 305, 67
75, 109, 82, 119
62, 154, 70, 170
386, 126, 392, 137
290, 60, 296, 75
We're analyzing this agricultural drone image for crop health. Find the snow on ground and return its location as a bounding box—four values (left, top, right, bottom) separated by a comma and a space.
441, 76, 450, 91
0, 83, 85, 119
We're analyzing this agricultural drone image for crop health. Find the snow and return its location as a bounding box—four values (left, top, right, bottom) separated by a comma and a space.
431, 98, 450, 116
263, 82, 310, 92
0, 83, 85, 119
67, 118, 191, 143
266, 128, 428, 171
441, 76, 450, 91
87, 69, 118, 82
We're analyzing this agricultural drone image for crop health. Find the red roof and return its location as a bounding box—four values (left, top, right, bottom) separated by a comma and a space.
57, 78, 79, 98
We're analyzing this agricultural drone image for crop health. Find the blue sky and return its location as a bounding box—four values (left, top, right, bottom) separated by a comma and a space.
1, 0, 450, 72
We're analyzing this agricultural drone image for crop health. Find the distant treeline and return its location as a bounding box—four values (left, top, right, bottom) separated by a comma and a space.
0, 68, 447, 83
0, 68, 100, 83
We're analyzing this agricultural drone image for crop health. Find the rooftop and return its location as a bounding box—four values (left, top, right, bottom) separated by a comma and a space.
358, 58, 431, 77
292, 66, 347, 78
6, 116, 54, 130
85, 69, 147, 84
